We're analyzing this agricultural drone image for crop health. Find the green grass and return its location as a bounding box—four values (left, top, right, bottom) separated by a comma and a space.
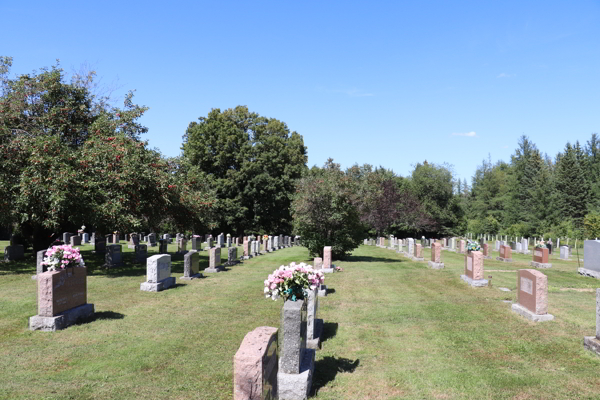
1, 241, 600, 399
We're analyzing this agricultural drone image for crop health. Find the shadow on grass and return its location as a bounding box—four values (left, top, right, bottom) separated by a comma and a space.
93, 311, 125, 321
321, 322, 338, 343
343, 255, 402, 264
326, 288, 336, 295
311, 356, 360, 396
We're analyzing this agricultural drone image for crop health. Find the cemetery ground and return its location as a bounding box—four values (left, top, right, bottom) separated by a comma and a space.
1, 242, 600, 399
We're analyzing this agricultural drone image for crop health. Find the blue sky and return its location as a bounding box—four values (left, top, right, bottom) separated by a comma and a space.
4, 1, 600, 183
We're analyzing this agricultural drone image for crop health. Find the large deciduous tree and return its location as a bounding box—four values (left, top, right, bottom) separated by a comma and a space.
181, 106, 307, 235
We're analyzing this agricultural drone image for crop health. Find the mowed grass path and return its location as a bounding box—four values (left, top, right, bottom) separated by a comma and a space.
1, 241, 600, 399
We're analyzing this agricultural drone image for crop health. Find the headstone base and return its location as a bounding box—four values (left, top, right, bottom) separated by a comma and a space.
460, 275, 489, 287
307, 319, 323, 350
243, 255, 253, 260
180, 273, 203, 280
530, 261, 552, 269
511, 303, 554, 322
205, 266, 224, 273
583, 336, 600, 355
203, 246, 211, 251
446, 249, 457, 253
318, 284, 327, 297
29, 303, 95, 332
277, 349, 315, 400
496, 257, 513, 263
411, 257, 424, 262
428, 261, 445, 269
224, 260, 240, 267
321, 268, 334, 274
484, 256, 492, 260
127, 245, 136, 249
578, 268, 600, 279
149, 243, 157, 247
140, 277, 176, 292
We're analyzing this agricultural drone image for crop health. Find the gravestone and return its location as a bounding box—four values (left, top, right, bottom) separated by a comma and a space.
521, 238, 530, 254
428, 242, 444, 269
496, 245, 513, 262
243, 239, 251, 259
579, 240, 600, 278
306, 288, 323, 350
217, 233, 225, 248
94, 235, 106, 253
234, 326, 279, 400
407, 238, 414, 257
140, 254, 175, 291
511, 269, 554, 322
191, 237, 199, 250
546, 242, 553, 255
279, 235, 284, 249
516, 242, 522, 253
204, 237, 213, 250
177, 238, 187, 253
227, 247, 238, 266
459, 240, 466, 254
158, 239, 168, 254
413, 243, 424, 261
106, 235, 113, 244
29, 267, 94, 331
205, 247, 223, 273
461, 251, 488, 287
62, 232, 71, 244
364, 239, 368, 245
128, 233, 140, 249
495, 240, 501, 251
113, 233, 120, 244
531, 247, 552, 268
82, 233, 89, 244
227, 235, 232, 247
181, 250, 202, 280
313, 257, 323, 270
560, 246, 569, 260
148, 233, 157, 247
274, 236, 280, 249
277, 300, 314, 400
510, 241, 517, 250
397, 240, 403, 254
322, 246, 334, 273
583, 289, 600, 355
3, 245, 24, 261
135, 244, 147, 264
482, 243, 492, 260
36, 249, 48, 276
268, 236, 274, 252
105, 245, 123, 268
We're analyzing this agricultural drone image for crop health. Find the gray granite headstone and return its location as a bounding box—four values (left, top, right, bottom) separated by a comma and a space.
141, 254, 175, 291
36, 250, 47, 275
94, 235, 106, 253
182, 250, 201, 279
228, 247, 238, 264
135, 244, 147, 264
158, 239, 168, 254
105, 244, 123, 268
4, 245, 24, 261
280, 300, 307, 374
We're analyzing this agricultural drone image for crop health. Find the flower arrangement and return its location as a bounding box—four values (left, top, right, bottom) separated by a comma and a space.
535, 241, 546, 249
226, 233, 231, 237
41, 245, 85, 271
77, 225, 86, 234
263, 234, 269, 241
466, 240, 481, 252
335, 266, 343, 272
264, 262, 325, 301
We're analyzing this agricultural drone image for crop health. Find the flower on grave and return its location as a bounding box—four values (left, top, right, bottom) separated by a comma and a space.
77, 225, 86, 234
41, 244, 85, 271
226, 233, 231, 237
264, 262, 325, 302
263, 234, 269, 241
466, 240, 481, 252
335, 266, 343, 272
535, 241, 546, 249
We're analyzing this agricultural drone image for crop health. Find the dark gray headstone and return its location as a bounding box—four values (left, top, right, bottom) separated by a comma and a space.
280, 300, 307, 374
105, 244, 123, 268
135, 244, 147, 264
4, 245, 24, 261
94, 235, 106, 253
228, 247, 237, 263
158, 239, 168, 254
183, 250, 200, 278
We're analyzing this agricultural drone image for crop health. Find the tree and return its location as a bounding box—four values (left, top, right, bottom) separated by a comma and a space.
182, 106, 307, 235
291, 159, 364, 259
554, 142, 590, 229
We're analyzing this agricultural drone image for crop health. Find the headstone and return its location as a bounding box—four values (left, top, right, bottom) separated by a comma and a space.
510, 241, 517, 250
364, 239, 368, 245
531, 247, 552, 268
521, 238, 529, 254
459, 240, 465, 254
428, 242, 444, 269
560, 246, 569, 260
128, 233, 140, 249
227, 247, 238, 265
243, 239, 251, 259
135, 244, 147, 264
407, 238, 414, 257
579, 240, 600, 278
36, 249, 48, 276
306, 288, 323, 350
274, 236, 280, 249
94, 235, 106, 253
205, 247, 223, 273
495, 240, 500, 251
511, 269, 554, 321
322, 246, 334, 273
113, 233, 119, 244
106, 235, 113, 244
62, 232, 71, 244
82, 233, 89, 244
29, 267, 95, 331
277, 300, 314, 399
461, 251, 488, 287
496, 245, 513, 262
178, 238, 187, 253
546, 242, 553, 255
413, 243, 424, 261
205, 237, 213, 250
191, 237, 199, 250
140, 254, 175, 291
482, 243, 491, 259
105, 244, 123, 268
313, 257, 323, 270
227, 235, 232, 247
268, 236, 274, 252
234, 326, 279, 400
217, 233, 225, 248
3, 245, 24, 261
279, 235, 284, 249
583, 289, 600, 355
516, 242, 522, 253
148, 233, 157, 247
182, 250, 202, 280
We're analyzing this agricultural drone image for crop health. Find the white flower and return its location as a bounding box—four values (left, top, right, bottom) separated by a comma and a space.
264, 287, 270, 293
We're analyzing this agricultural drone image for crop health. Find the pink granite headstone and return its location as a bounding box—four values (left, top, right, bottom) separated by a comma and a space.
243, 239, 250, 257
37, 267, 87, 317
323, 246, 332, 269
465, 251, 484, 280
500, 245, 512, 259
314, 257, 323, 269
431, 242, 441, 262
459, 240, 465, 254
233, 326, 278, 400
414, 243, 422, 258
533, 247, 549, 264
483, 243, 489, 257
516, 269, 548, 315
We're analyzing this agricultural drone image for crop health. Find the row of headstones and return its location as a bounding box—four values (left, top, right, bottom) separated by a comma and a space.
233, 283, 327, 400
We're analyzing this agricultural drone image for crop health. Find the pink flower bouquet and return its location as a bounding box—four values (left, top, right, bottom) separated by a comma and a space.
264, 262, 324, 301
41, 245, 85, 271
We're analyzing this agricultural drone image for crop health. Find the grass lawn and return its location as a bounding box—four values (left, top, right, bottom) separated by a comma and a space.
1, 240, 600, 399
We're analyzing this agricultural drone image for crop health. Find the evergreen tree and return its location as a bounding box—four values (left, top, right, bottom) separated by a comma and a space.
554, 142, 590, 229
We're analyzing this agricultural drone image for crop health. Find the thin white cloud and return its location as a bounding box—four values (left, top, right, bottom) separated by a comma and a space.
497, 73, 516, 78
452, 131, 477, 137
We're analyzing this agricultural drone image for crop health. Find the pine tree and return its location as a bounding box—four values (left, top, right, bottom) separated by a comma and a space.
554, 142, 590, 229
